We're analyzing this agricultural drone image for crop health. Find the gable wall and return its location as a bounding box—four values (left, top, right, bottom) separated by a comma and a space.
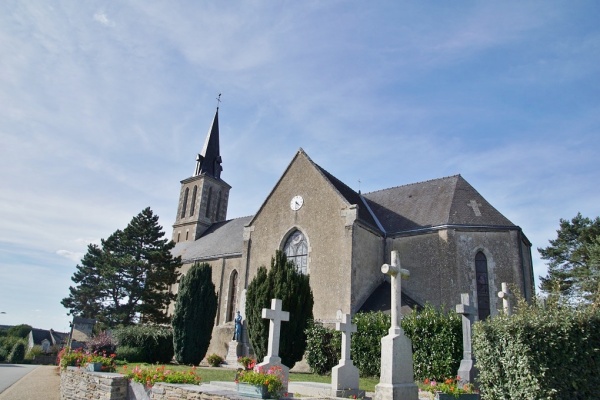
244, 154, 354, 321
351, 224, 385, 313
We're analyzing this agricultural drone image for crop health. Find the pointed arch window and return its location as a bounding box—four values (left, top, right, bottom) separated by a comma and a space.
283, 230, 308, 274
476, 251, 490, 320
205, 187, 213, 218
226, 270, 239, 322
216, 191, 222, 220
190, 186, 198, 216
181, 187, 189, 218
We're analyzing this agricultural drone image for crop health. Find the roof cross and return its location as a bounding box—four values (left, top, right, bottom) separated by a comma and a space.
216, 93, 222, 109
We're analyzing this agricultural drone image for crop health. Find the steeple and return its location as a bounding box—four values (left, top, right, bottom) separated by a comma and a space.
194, 109, 223, 179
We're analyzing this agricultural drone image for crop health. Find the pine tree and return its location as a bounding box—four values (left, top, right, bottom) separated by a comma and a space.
61, 207, 181, 327
172, 262, 217, 365
245, 250, 314, 369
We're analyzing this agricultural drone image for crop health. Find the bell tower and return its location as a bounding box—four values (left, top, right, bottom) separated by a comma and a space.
172, 107, 231, 242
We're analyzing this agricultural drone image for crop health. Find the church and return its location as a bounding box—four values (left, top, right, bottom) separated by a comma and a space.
170, 108, 535, 356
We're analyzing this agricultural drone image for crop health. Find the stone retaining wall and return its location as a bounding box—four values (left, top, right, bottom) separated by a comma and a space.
60, 367, 128, 400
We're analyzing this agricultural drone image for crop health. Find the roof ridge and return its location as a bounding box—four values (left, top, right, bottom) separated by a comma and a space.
363, 174, 461, 195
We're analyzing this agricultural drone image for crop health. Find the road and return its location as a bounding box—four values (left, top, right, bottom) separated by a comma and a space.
0, 365, 38, 394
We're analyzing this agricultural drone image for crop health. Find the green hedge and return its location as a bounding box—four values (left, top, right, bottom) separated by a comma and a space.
473, 299, 600, 399
305, 320, 341, 375
7, 341, 26, 363
113, 324, 173, 364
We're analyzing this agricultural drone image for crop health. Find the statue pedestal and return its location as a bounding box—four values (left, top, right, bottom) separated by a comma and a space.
225, 340, 242, 367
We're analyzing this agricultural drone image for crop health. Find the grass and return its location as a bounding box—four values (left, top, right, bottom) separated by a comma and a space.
118, 363, 380, 392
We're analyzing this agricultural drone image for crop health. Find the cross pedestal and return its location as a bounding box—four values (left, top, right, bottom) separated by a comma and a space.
257, 299, 290, 393
456, 293, 478, 386
374, 251, 418, 400
331, 313, 364, 398
497, 282, 512, 316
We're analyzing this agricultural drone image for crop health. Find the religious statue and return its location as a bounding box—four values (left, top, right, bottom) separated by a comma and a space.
233, 311, 243, 341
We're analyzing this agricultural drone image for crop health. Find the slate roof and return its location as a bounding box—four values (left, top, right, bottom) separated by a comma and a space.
172, 216, 253, 262
29, 328, 69, 346
358, 281, 422, 313
362, 174, 515, 234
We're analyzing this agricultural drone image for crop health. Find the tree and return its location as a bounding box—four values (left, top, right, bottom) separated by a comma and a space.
539, 213, 600, 304
61, 207, 181, 327
7, 324, 32, 338
172, 262, 217, 365
245, 250, 314, 369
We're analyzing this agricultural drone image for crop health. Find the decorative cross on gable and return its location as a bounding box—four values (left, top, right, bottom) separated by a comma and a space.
497, 282, 512, 316
381, 250, 410, 333
336, 313, 357, 362
262, 298, 290, 359
467, 200, 482, 216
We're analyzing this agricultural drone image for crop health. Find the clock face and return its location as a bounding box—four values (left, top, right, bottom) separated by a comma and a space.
290, 195, 304, 211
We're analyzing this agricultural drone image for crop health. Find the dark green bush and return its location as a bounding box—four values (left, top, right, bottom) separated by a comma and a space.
305, 320, 341, 375
0, 347, 7, 362
113, 324, 173, 364
7, 341, 26, 363
352, 311, 389, 377
401, 303, 462, 381
473, 298, 600, 399
115, 345, 145, 363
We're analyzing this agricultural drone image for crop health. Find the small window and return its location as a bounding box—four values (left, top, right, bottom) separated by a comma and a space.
216, 191, 222, 220
190, 186, 198, 216
181, 187, 189, 218
283, 230, 308, 274
475, 251, 490, 320
205, 187, 213, 218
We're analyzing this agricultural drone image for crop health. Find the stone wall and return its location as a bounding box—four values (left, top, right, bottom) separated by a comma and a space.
60, 367, 128, 400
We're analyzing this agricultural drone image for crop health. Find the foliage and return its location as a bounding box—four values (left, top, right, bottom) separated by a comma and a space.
352, 311, 389, 377
0, 347, 7, 362
61, 207, 181, 327
245, 250, 314, 369
401, 303, 462, 381
172, 262, 217, 365
57, 347, 116, 371
113, 324, 173, 363
238, 356, 256, 370
304, 320, 341, 375
539, 213, 600, 304
236, 365, 285, 398
124, 364, 201, 387
7, 324, 32, 338
472, 296, 600, 399
7, 341, 26, 363
0, 336, 25, 356
25, 345, 44, 360
115, 345, 145, 362
87, 331, 117, 354
418, 377, 477, 398
207, 353, 224, 367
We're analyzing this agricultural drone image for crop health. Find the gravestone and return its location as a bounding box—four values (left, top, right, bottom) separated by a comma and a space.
497, 282, 512, 316
456, 293, 478, 386
331, 313, 364, 398
374, 251, 418, 400
256, 298, 290, 393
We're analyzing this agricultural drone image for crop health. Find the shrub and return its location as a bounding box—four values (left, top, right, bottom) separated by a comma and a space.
7, 324, 32, 338
236, 365, 285, 398
172, 262, 217, 365
0, 347, 7, 362
352, 311, 389, 377
112, 324, 173, 364
86, 331, 116, 354
305, 320, 341, 375
401, 303, 462, 381
246, 251, 314, 370
473, 297, 600, 399
238, 356, 256, 370
207, 353, 223, 367
25, 345, 44, 360
57, 347, 116, 372
115, 345, 145, 363
7, 341, 26, 363
125, 365, 201, 387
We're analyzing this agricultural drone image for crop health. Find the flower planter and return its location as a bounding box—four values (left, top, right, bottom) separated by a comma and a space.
435, 393, 480, 400
237, 382, 270, 398
86, 362, 103, 372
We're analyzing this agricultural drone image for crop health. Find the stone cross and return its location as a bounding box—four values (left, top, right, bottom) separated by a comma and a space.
381, 250, 410, 333
455, 293, 478, 385
262, 298, 289, 359
336, 313, 357, 362
467, 200, 482, 216
497, 282, 512, 316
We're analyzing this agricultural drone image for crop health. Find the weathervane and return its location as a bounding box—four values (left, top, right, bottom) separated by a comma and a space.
216, 93, 222, 110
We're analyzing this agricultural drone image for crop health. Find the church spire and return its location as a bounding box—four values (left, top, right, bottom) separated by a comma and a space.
194, 107, 222, 179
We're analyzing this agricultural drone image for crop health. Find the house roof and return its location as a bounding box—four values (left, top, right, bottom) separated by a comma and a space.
172, 216, 253, 262
29, 328, 69, 346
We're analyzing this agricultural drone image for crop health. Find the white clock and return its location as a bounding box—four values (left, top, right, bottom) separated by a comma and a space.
290, 195, 304, 211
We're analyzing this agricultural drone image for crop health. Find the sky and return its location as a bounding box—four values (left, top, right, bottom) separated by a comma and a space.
0, 1, 598, 332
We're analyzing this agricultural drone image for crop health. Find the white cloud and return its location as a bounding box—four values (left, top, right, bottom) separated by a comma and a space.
93, 11, 114, 27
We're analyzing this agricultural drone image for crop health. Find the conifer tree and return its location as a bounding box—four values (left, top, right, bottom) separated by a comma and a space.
172, 262, 217, 365
245, 250, 314, 369
61, 207, 181, 327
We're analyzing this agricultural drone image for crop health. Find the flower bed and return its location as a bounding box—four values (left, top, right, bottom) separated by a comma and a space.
124, 364, 201, 387
58, 347, 116, 372
418, 377, 479, 399
235, 365, 285, 399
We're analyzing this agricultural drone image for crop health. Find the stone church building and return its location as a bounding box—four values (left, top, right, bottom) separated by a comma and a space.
170, 109, 535, 357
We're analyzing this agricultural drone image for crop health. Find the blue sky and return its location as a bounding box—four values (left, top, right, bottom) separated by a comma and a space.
1, 1, 598, 331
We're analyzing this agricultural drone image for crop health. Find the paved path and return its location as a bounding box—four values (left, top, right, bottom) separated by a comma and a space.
0, 365, 59, 400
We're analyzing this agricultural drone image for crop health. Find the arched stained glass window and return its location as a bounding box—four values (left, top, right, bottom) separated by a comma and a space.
475, 251, 490, 320
181, 187, 189, 218
226, 270, 238, 322
190, 186, 198, 216
283, 230, 308, 274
